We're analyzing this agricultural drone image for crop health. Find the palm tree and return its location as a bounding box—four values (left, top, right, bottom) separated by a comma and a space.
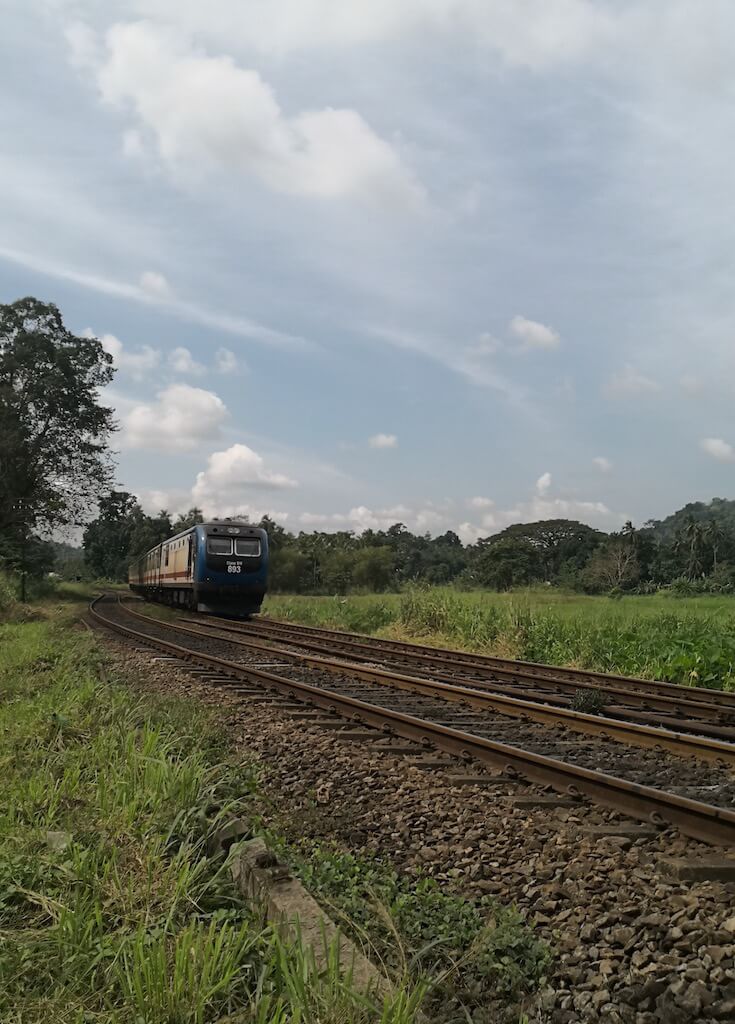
683, 517, 705, 579
621, 520, 637, 550
705, 520, 725, 574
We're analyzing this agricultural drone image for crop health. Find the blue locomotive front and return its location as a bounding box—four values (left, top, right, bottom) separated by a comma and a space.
193, 522, 268, 615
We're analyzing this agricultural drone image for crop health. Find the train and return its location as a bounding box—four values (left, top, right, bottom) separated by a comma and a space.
128, 521, 268, 617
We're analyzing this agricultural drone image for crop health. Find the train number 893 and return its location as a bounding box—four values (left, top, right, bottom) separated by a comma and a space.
226, 562, 242, 573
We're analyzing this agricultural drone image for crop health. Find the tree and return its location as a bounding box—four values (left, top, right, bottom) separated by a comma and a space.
673, 517, 707, 579
351, 546, 395, 591
84, 494, 173, 581
705, 520, 725, 573
83, 491, 140, 580
475, 538, 544, 590
268, 548, 311, 591
172, 507, 204, 533
0, 298, 115, 595
484, 520, 604, 579
582, 537, 640, 592
128, 508, 173, 561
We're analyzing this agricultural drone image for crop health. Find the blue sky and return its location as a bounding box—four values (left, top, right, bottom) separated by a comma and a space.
3, 1, 735, 540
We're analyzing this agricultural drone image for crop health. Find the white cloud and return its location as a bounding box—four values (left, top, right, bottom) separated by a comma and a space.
297, 484, 621, 539
135, 1, 614, 70
368, 433, 398, 449
298, 502, 439, 534
140, 269, 172, 298
215, 347, 240, 374
466, 332, 501, 356
65, 21, 99, 70
191, 444, 297, 517
700, 437, 735, 463
0, 246, 309, 350
605, 364, 661, 397
457, 521, 483, 544
83, 21, 424, 210
122, 128, 146, 159
169, 346, 205, 375
468, 496, 495, 509
82, 327, 160, 379
122, 383, 227, 451
457, 472, 623, 538
138, 488, 191, 516
592, 456, 612, 472
509, 314, 560, 350
507, 495, 614, 530
536, 471, 552, 495
364, 323, 528, 405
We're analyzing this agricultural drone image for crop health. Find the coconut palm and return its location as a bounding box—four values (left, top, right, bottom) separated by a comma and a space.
684, 517, 705, 578
705, 520, 725, 573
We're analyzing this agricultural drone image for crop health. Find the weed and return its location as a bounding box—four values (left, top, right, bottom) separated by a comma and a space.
268, 839, 552, 1013
570, 689, 606, 715
264, 587, 735, 690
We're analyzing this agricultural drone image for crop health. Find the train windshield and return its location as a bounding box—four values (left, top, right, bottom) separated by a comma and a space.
235, 538, 261, 557
207, 537, 233, 555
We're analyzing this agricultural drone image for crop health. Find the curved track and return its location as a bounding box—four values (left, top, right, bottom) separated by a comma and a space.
90, 596, 735, 845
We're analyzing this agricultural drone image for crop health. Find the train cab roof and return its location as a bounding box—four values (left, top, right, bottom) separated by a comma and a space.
202, 522, 265, 537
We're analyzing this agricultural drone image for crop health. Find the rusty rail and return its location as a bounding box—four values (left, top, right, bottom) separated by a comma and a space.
91, 597, 735, 846
246, 615, 735, 710
123, 605, 735, 762
186, 615, 735, 727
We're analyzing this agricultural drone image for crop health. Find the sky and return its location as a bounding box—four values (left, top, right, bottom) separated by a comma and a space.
3, 1, 735, 542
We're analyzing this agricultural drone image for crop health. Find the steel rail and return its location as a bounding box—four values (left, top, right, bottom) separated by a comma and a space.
244, 616, 735, 711
121, 599, 735, 764
185, 615, 735, 726
90, 597, 735, 846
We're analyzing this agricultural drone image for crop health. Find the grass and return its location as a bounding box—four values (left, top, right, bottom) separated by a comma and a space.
267, 839, 551, 1018
0, 597, 548, 1022
263, 586, 735, 690
0, 607, 419, 1022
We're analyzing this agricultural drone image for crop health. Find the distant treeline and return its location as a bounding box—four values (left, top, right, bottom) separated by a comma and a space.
72, 492, 735, 596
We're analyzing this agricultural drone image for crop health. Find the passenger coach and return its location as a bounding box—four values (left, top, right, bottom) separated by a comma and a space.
128, 522, 268, 617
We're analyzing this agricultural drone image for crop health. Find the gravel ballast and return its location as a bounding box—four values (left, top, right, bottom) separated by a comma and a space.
98, 626, 735, 1024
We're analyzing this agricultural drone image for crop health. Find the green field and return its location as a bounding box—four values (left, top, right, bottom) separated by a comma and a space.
263, 587, 735, 690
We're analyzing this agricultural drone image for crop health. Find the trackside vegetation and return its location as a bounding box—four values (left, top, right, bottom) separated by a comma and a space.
0, 602, 549, 1022
264, 587, 735, 689
267, 839, 551, 1019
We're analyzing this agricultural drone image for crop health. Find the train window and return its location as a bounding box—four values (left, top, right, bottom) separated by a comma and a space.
235, 538, 261, 557
207, 537, 233, 555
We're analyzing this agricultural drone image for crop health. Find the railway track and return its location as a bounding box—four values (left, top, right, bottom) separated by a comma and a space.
181, 613, 735, 740
90, 595, 735, 846
123, 601, 735, 759
234, 615, 735, 712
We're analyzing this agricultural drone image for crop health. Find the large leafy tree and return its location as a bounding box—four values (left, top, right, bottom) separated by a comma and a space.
475, 537, 544, 590
83, 494, 175, 581
483, 520, 604, 579
83, 491, 140, 581
0, 298, 115, 571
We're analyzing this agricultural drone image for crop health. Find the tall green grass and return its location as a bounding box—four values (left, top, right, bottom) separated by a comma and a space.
264, 587, 735, 689
0, 613, 427, 1023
